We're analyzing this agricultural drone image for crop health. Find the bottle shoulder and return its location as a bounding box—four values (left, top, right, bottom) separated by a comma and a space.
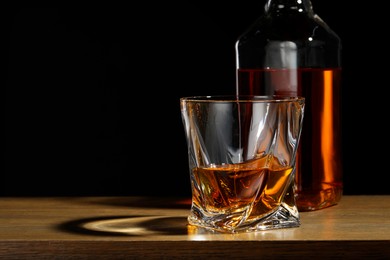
237, 13, 340, 44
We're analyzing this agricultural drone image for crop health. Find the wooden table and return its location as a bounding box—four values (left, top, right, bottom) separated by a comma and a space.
0, 196, 389, 259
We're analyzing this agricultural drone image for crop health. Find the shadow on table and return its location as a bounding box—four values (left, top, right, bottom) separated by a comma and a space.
56, 197, 196, 236
58, 215, 189, 236
69, 196, 192, 209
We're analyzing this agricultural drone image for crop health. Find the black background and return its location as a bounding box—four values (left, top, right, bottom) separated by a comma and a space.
4, 2, 389, 197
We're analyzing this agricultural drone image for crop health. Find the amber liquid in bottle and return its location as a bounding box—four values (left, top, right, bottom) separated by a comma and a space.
237, 68, 343, 211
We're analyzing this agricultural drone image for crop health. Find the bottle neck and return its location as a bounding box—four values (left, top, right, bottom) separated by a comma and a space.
265, 0, 314, 14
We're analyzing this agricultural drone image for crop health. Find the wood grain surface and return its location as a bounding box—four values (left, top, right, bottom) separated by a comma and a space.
0, 196, 389, 259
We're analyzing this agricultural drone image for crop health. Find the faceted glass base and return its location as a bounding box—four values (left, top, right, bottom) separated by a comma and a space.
188, 202, 300, 233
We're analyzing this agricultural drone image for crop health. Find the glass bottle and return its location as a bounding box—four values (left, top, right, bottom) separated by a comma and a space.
235, 0, 342, 211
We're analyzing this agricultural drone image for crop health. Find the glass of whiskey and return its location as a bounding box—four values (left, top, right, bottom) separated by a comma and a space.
180, 95, 305, 233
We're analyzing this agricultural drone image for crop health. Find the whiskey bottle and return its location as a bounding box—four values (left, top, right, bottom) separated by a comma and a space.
235, 0, 343, 211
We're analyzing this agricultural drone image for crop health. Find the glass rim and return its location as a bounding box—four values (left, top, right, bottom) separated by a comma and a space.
180, 95, 305, 103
